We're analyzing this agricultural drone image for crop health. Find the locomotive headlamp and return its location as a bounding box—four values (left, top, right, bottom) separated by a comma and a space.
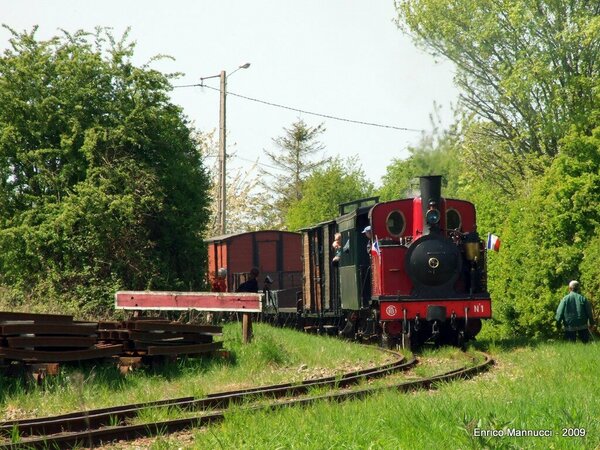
426, 208, 440, 225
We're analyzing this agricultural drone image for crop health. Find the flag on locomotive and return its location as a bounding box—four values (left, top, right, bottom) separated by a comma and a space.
296, 175, 492, 349
371, 237, 380, 258
486, 233, 501, 252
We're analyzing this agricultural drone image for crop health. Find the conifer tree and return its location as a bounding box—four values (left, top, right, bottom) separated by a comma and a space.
261, 119, 329, 228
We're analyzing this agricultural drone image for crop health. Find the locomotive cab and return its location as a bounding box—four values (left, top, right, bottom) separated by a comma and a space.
336, 205, 373, 311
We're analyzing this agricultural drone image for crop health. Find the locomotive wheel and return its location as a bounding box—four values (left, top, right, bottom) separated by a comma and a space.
407, 324, 425, 351
429, 331, 441, 348
339, 319, 355, 339
400, 323, 415, 351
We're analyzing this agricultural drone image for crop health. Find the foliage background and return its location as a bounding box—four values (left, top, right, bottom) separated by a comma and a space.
1, 1, 599, 339
0, 27, 211, 316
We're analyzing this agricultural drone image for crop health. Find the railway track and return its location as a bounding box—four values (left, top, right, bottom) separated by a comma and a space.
1, 347, 409, 438
0, 349, 493, 449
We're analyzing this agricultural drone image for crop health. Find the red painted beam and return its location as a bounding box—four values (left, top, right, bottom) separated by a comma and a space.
115, 291, 262, 312
380, 299, 491, 320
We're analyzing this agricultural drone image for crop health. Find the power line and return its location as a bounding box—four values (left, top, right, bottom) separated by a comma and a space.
203, 153, 290, 172
173, 83, 425, 133
234, 155, 286, 172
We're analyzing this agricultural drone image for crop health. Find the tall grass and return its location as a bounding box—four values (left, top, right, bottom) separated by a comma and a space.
186, 341, 600, 450
7, 324, 595, 449
0, 323, 390, 420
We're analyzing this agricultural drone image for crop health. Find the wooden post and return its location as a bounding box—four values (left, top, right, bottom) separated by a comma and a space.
218, 70, 227, 234
242, 313, 253, 344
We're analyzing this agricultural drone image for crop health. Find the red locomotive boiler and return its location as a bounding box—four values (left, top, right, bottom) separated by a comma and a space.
369, 175, 491, 347
298, 175, 491, 348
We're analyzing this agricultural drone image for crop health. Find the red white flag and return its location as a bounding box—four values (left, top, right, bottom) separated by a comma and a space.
371, 236, 381, 258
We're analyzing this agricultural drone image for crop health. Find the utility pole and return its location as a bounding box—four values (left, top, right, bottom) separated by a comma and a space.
218, 70, 227, 235
201, 63, 250, 236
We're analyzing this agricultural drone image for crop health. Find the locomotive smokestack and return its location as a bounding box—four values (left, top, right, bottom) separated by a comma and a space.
420, 175, 442, 235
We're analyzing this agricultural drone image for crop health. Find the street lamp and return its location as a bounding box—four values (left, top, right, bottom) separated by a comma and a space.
201, 62, 251, 235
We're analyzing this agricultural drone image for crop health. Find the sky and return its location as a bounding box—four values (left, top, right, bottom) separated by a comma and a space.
1, 0, 459, 185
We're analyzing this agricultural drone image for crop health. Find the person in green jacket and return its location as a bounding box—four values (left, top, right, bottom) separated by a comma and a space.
555, 280, 596, 343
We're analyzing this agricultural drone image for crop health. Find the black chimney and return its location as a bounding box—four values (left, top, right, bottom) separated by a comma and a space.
420, 175, 442, 235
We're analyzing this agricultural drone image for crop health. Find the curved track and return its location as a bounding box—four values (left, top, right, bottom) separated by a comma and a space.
1, 348, 409, 438
0, 350, 493, 449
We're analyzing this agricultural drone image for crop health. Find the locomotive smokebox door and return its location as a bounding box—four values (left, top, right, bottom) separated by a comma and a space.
405, 234, 462, 296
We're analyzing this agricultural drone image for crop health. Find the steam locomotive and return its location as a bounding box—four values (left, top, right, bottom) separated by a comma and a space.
207, 175, 491, 348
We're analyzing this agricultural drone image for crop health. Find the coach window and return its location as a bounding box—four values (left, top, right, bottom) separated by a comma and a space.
340, 230, 354, 265
386, 210, 406, 237
446, 208, 461, 230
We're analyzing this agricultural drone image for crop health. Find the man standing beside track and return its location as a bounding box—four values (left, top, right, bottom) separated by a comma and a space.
236, 267, 260, 293
555, 280, 596, 343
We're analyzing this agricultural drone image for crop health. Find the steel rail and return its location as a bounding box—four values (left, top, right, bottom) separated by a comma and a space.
0, 348, 411, 438
0, 352, 493, 449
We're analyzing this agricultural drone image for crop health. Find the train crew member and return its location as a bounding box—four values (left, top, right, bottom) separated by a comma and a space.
210, 267, 228, 292
263, 275, 274, 307
237, 267, 260, 293
332, 232, 342, 265
264, 275, 273, 290
362, 225, 373, 253
555, 280, 596, 343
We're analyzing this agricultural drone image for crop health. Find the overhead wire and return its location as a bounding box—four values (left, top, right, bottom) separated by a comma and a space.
234, 155, 278, 170
205, 153, 295, 172
173, 82, 425, 133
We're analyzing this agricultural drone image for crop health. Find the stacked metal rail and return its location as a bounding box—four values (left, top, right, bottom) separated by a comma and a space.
0, 313, 223, 372
98, 319, 223, 357
0, 312, 121, 364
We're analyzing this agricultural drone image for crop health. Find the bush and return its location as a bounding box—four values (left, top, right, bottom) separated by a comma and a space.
488, 127, 600, 336
0, 28, 211, 316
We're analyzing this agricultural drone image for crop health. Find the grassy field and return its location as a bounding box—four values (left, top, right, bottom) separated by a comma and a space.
0, 322, 393, 421
3, 324, 600, 449
139, 336, 600, 450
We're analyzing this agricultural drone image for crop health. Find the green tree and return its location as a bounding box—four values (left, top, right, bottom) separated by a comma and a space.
580, 230, 600, 308
396, 0, 600, 191
378, 116, 462, 201
285, 157, 373, 230
0, 27, 211, 315
489, 126, 600, 337
261, 119, 329, 228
